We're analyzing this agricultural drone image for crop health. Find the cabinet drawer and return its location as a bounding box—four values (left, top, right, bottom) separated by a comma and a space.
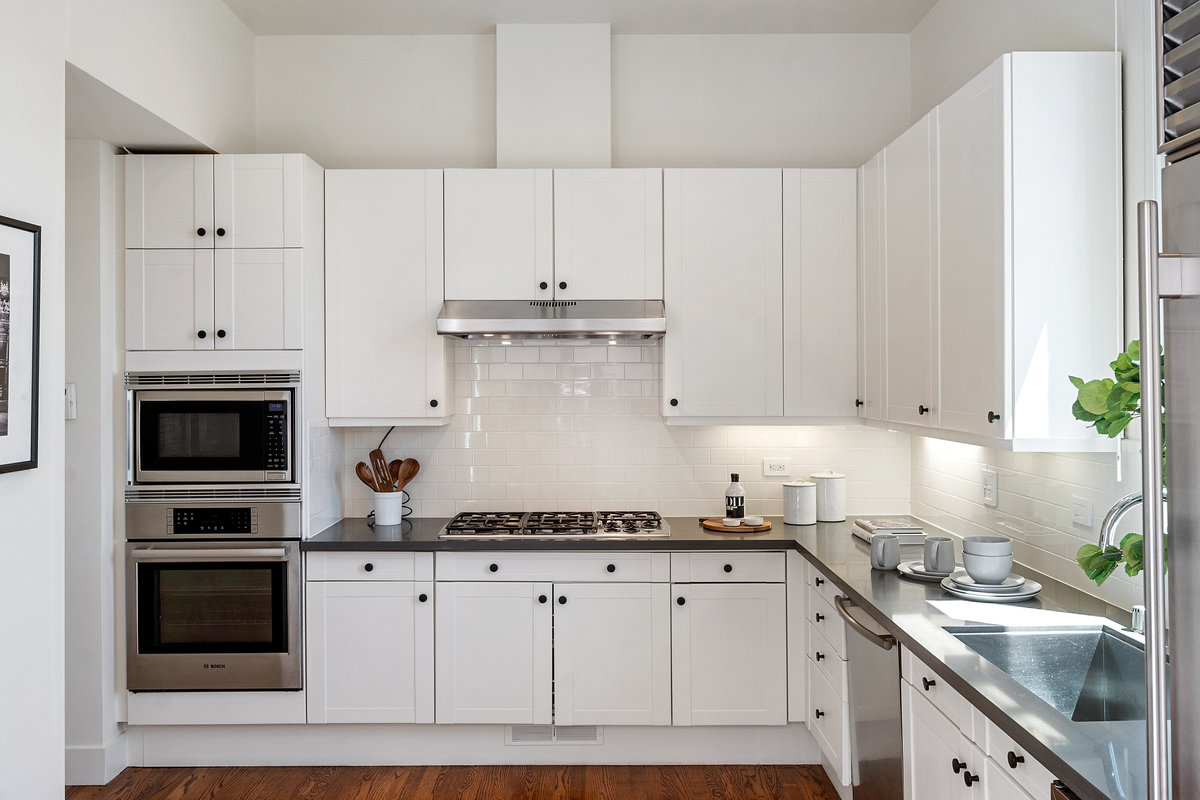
901, 647, 976, 740
807, 587, 847, 658
807, 660, 850, 786
307, 552, 432, 581
805, 560, 842, 609
807, 621, 848, 700
984, 718, 1056, 798
671, 551, 785, 583
435, 552, 670, 582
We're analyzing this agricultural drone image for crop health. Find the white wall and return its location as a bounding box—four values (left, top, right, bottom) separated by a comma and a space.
255, 33, 911, 169
0, 2, 67, 799
65, 0, 256, 153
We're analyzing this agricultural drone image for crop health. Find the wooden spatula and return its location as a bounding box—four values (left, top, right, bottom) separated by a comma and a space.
387, 459, 402, 491
369, 449, 392, 492
355, 461, 379, 492
395, 458, 421, 491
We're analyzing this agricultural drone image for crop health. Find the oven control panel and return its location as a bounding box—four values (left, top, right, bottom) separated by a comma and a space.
169, 506, 257, 535
125, 499, 301, 540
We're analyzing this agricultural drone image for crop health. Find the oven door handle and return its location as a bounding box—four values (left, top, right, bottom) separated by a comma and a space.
130, 547, 290, 562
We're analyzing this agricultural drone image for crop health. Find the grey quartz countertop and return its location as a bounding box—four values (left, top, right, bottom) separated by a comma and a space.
306, 515, 1142, 800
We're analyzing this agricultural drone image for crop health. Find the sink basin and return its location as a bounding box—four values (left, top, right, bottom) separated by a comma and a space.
946, 625, 1154, 722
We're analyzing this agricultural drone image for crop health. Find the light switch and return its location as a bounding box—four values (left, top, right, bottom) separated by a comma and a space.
1071, 496, 1093, 527
65, 383, 77, 420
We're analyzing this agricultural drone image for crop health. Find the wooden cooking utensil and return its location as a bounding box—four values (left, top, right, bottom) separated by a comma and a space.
369, 448, 392, 492
395, 458, 421, 491
355, 461, 379, 492
387, 459, 403, 491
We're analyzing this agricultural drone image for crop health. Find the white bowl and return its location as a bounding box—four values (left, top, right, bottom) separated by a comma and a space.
743, 516, 764, 526
962, 552, 1013, 584
962, 535, 1013, 556
722, 518, 741, 527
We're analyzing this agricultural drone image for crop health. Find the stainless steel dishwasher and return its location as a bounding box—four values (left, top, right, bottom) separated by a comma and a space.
834, 594, 903, 800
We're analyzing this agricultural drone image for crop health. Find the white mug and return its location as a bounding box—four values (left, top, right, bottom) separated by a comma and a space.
870, 533, 900, 571
923, 536, 955, 573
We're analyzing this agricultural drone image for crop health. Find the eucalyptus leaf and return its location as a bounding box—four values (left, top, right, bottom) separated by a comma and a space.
1128, 340, 1140, 360
1069, 375, 1085, 389
1078, 379, 1115, 415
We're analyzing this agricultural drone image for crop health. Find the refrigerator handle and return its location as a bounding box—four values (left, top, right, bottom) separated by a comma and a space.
1137, 199, 1170, 800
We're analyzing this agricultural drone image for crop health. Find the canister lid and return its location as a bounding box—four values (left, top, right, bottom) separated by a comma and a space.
782, 480, 816, 487
809, 470, 845, 480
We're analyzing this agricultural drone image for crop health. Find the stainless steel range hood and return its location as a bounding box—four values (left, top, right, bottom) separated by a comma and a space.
436, 299, 666, 340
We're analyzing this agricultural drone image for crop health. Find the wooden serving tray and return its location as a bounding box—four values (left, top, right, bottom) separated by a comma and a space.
700, 518, 773, 533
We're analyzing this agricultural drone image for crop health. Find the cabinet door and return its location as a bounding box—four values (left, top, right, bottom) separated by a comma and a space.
903, 682, 982, 800
305, 580, 434, 724
937, 60, 1008, 438
553, 582, 671, 726
444, 169, 553, 300
125, 249, 214, 350
786, 551, 808, 722
435, 581, 552, 724
663, 169, 784, 417
325, 170, 447, 420
212, 249, 302, 350
672, 582, 787, 725
783, 169, 858, 417
213, 154, 304, 249
125, 154, 214, 249
984, 758, 1036, 800
553, 169, 663, 300
883, 114, 938, 427
858, 153, 885, 421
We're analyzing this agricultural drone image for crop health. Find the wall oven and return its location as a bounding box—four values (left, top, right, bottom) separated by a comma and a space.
125, 500, 302, 691
126, 372, 299, 485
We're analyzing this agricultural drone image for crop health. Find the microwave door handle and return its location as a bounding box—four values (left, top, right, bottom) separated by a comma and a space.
130, 547, 290, 562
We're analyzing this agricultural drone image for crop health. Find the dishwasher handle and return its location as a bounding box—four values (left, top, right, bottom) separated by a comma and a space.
834, 595, 896, 650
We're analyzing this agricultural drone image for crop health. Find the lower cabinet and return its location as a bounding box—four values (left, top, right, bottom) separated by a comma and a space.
804, 561, 852, 786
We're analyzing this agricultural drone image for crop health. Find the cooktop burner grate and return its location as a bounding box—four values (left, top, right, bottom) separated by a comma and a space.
438, 511, 670, 539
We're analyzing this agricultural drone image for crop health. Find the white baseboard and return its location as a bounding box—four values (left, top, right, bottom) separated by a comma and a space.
127, 723, 820, 767
65, 732, 128, 786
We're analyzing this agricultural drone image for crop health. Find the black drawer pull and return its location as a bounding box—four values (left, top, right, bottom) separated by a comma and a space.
922, 676, 936, 691
952, 758, 966, 774
677, 597, 686, 606
196, 227, 206, 237
539, 281, 548, 290
538, 595, 547, 604
815, 577, 824, 586
607, 563, 616, 573
216, 227, 226, 237
363, 563, 374, 572
919, 404, 930, 415
723, 564, 733, 573
197, 330, 207, 339
963, 771, 979, 787
489, 563, 498, 573
558, 596, 567, 605
814, 709, 825, 719
815, 652, 825, 661
855, 399, 864, 407
988, 410, 1000, 423
418, 593, 428, 603
1007, 751, 1025, 769
814, 612, 824, 622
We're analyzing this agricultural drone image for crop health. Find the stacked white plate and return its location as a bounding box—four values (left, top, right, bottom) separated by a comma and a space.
940, 569, 1042, 603
897, 560, 954, 583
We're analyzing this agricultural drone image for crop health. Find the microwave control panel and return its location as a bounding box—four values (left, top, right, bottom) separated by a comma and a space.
265, 399, 289, 478
169, 506, 258, 535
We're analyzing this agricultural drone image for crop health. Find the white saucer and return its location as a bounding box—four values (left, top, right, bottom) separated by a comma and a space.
898, 560, 954, 583
949, 569, 1026, 593
940, 576, 1042, 603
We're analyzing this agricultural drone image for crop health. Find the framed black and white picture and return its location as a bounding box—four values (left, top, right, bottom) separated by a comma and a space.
0, 214, 40, 473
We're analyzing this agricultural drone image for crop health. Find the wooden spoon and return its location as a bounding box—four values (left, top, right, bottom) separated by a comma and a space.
395, 458, 421, 491
387, 459, 403, 491
355, 461, 379, 492
369, 448, 392, 492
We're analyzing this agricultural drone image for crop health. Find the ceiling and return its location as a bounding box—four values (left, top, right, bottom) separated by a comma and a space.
220, 0, 940, 36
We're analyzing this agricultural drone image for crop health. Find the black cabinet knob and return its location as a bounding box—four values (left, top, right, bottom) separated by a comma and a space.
919, 405, 930, 415
364, 563, 374, 572
721, 564, 732, 573
814, 612, 824, 622
922, 676, 936, 691
855, 399, 864, 407
196, 227, 206, 237
952, 758, 966, 774
677, 596, 686, 606
816, 652, 825, 661
963, 772, 979, 787
539, 281, 548, 290
606, 563, 616, 573
670, 398, 679, 407
988, 411, 1000, 423
418, 593, 428, 603
216, 329, 227, 339
559, 281, 567, 290
814, 709, 825, 719
489, 563, 498, 572
216, 227, 226, 237
430, 399, 439, 408
538, 594, 547, 604
558, 596, 567, 605
1007, 751, 1025, 769
197, 330, 207, 339
815, 577, 824, 586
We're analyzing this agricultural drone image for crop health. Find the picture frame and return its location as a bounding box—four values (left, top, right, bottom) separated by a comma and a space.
0, 214, 40, 474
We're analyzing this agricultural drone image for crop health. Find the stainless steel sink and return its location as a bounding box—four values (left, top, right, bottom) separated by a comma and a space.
945, 625, 1154, 722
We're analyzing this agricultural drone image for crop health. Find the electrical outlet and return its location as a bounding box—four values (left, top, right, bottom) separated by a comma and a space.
64, 383, 77, 420
1070, 496, 1093, 527
763, 458, 792, 477
981, 469, 999, 507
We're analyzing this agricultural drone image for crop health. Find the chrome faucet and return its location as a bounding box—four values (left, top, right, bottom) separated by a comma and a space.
1098, 487, 1168, 550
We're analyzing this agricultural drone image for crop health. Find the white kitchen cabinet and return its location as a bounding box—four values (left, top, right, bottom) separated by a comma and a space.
324, 170, 448, 424
443, 169, 553, 300
554, 582, 671, 726
671, 581, 787, 725
783, 169, 858, 418
553, 169, 663, 300
434, 581, 553, 724
857, 153, 885, 421
786, 551, 809, 722
882, 112, 939, 429
305, 580, 434, 724
125, 249, 214, 351
984, 758, 1038, 800
663, 168, 784, 418
125, 153, 306, 250
903, 681, 987, 800
804, 563, 852, 786
213, 249, 303, 350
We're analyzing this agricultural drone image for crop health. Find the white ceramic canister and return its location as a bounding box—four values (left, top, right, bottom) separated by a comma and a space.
810, 470, 846, 522
373, 491, 405, 526
782, 480, 817, 525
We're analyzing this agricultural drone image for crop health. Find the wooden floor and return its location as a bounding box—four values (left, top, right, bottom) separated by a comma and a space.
66, 765, 841, 800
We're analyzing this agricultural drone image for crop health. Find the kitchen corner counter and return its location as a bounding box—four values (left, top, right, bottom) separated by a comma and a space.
306, 515, 1141, 800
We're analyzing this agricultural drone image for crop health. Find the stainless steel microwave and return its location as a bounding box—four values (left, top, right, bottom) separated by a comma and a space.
128, 377, 297, 485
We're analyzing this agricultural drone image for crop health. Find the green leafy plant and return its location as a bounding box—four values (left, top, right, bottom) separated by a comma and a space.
1068, 339, 1166, 585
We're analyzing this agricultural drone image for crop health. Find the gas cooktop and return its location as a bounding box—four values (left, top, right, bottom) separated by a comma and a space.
438, 511, 670, 540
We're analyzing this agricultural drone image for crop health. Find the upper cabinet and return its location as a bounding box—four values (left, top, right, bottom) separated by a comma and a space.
443, 168, 663, 301
866, 51, 1121, 451
325, 170, 449, 425
857, 153, 884, 422
125, 154, 307, 250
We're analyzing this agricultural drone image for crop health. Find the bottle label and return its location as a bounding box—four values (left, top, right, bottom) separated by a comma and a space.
726, 495, 745, 517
